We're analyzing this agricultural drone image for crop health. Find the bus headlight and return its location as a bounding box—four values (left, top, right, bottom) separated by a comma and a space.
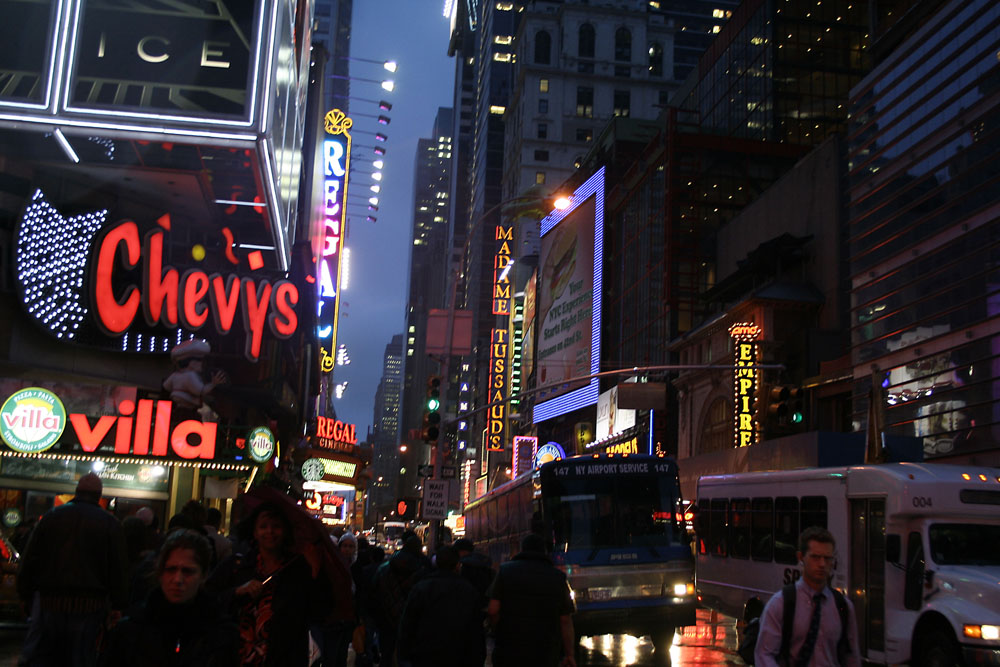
964, 625, 1000, 640
673, 583, 693, 596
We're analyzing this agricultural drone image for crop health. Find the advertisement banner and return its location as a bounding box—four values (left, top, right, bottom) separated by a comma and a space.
67, 0, 260, 119
537, 197, 595, 401
522, 270, 537, 383
595, 386, 637, 440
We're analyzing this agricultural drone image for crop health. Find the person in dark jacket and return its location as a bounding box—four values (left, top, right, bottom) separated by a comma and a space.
17, 473, 128, 667
100, 530, 239, 667
206, 502, 329, 666
487, 534, 576, 667
398, 545, 485, 667
453, 538, 494, 611
371, 533, 430, 667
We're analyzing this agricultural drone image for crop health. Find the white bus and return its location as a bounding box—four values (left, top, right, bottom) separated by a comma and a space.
694, 463, 1000, 667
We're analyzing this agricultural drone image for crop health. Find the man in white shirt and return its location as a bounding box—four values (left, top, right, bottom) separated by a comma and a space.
755, 526, 860, 667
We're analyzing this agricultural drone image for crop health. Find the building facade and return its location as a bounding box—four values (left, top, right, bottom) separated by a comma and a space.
846, 0, 1000, 465
369, 333, 403, 517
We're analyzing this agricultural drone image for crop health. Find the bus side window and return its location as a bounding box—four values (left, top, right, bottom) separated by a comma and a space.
801, 496, 827, 530
751, 497, 774, 561
729, 498, 750, 559
774, 496, 799, 564
709, 498, 728, 557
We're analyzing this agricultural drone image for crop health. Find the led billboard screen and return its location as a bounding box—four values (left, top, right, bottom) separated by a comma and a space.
534, 167, 604, 422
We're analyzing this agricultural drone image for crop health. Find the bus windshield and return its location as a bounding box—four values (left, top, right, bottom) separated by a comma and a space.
544, 471, 682, 551
929, 524, 1000, 566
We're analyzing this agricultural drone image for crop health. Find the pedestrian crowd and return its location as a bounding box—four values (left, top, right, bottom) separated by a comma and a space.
12, 473, 578, 667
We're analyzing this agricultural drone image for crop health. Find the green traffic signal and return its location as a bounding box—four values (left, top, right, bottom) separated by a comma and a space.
427, 397, 441, 411
790, 411, 804, 424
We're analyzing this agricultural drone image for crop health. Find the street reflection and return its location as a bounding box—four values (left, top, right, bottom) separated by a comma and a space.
576, 608, 742, 666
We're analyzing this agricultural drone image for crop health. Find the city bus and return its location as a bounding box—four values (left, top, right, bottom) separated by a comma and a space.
465, 454, 696, 653
694, 463, 1000, 667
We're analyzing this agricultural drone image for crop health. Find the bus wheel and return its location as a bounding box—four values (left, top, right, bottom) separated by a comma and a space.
916, 628, 961, 667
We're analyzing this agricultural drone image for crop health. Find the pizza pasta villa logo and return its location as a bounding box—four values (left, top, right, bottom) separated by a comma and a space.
0, 387, 67, 453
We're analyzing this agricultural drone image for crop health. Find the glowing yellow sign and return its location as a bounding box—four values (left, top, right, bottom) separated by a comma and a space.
730, 322, 760, 448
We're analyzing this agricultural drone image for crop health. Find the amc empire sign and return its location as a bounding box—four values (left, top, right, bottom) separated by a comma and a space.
729, 322, 761, 448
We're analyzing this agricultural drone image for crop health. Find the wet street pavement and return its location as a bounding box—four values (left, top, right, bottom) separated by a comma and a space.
0, 608, 741, 666
574, 608, 741, 666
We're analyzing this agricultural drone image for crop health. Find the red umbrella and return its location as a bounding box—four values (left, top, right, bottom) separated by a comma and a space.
242, 484, 355, 621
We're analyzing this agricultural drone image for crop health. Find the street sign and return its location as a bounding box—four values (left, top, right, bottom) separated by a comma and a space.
417, 464, 433, 478
441, 465, 456, 479
422, 479, 448, 520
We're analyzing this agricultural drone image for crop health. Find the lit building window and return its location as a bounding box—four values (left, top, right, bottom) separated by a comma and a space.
536, 171, 546, 184
490, 105, 506, 114
493, 53, 512, 63
495, 1, 513, 9
494, 35, 512, 45
539, 78, 549, 93
712, 25, 721, 33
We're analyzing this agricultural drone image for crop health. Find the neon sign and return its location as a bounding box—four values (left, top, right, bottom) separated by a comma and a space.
512, 435, 537, 477
68, 399, 217, 460
315, 416, 357, 453
729, 322, 760, 447
487, 327, 508, 451
317, 109, 352, 375
0, 388, 67, 454
492, 224, 513, 315
0, 390, 222, 461
88, 218, 298, 362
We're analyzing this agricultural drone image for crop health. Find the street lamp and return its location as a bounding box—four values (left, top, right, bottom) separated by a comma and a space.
327, 74, 395, 92
339, 56, 398, 73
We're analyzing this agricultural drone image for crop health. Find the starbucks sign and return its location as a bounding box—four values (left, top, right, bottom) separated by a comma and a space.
0, 387, 66, 454
248, 426, 275, 463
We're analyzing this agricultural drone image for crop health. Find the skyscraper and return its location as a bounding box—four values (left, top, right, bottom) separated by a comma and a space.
399, 109, 455, 496
370, 334, 403, 515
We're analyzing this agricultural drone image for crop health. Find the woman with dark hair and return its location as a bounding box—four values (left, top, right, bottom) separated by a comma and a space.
207, 502, 330, 666
101, 530, 239, 666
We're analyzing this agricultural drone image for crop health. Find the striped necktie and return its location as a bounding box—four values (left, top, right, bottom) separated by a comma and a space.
795, 593, 825, 667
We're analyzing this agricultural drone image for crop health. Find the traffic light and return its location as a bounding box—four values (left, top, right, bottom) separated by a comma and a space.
767, 385, 805, 426
423, 376, 442, 443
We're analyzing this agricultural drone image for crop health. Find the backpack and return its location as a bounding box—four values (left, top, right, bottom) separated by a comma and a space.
737, 584, 851, 665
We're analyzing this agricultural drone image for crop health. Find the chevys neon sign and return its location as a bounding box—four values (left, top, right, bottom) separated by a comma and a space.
89, 218, 299, 362
729, 322, 760, 448
317, 109, 352, 375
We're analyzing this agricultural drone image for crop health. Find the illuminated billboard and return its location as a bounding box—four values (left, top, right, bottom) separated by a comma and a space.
64, 0, 264, 123
534, 167, 604, 422
317, 109, 352, 375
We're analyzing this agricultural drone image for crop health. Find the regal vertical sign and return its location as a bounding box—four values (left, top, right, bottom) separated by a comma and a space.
318, 109, 352, 375
729, 322, 761, 448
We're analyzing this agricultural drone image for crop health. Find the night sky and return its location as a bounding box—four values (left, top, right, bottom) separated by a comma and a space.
333, 2, 454, 438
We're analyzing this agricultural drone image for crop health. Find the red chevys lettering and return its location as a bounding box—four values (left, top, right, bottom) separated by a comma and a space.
90, 220, 298, 362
